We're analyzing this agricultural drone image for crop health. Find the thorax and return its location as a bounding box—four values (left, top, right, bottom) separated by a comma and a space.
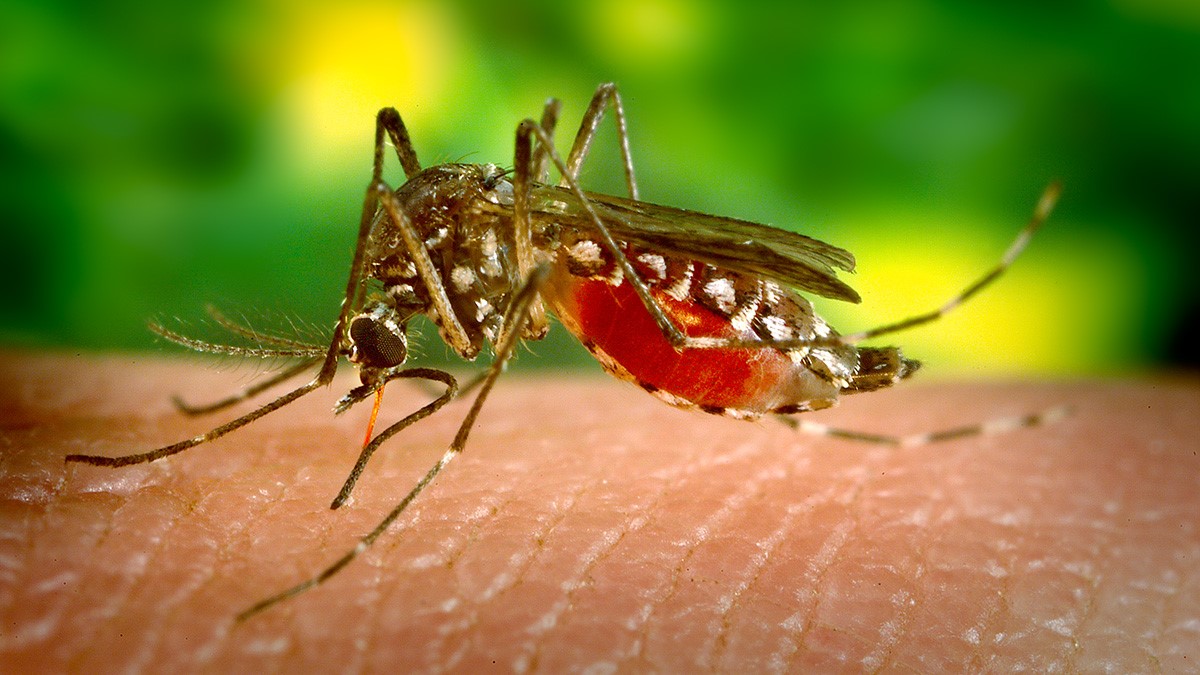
365, 163, 522, 358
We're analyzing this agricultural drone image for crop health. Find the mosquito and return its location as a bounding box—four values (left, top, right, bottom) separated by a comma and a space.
66, 83, 1063, 619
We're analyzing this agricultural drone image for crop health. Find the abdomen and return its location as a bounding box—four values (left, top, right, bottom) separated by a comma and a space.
541, 240, 866, 418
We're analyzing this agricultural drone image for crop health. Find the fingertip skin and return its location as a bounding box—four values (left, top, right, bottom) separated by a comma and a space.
2, 352, 1198, 672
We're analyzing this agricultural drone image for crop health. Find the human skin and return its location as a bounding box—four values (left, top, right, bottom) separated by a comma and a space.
1, 352, 1197, 672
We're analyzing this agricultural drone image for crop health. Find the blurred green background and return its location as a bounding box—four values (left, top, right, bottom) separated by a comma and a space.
1, 0, 1196, 376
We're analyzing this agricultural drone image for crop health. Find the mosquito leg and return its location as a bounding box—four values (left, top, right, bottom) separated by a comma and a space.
65, 378, 328, 467
329, 368, 458, 509
375, 107, 422, 180
238, 265, 552, 621
65, 327, 334, 466
70, 313, 347, 466
531, 97, 562, 183
563, 82, 639, 200
172, 357, 322, 416
776, 404, 1071, 445
67, 109, 417, 468
404, 368, 490, 406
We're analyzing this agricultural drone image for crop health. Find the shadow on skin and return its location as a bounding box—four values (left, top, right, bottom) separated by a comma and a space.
1, 352, 1197, 671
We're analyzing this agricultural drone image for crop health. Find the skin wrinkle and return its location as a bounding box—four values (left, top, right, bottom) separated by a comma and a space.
940, 547, 988, 667
623, 452, 761, 669
853, 474, 927, 672
366, 448, 530, 669
1156, 555, 1183, 667
1153, 553, 1188, 669
868, 583, 922, 672
444, 482, 589, 668
64, 499, 120, 653
785, 454, 878, 667
392, 490, 520, 670
68, 488, 183, 671
140, 490, 218, 666
163, 527, 227, 668
523, 474, 682, 670
260, 467, 343, 665
362, 448, 574, 670
517, 489, 639, 672
476, 489, 552, 602
0, 511, 22, 600
709, 495, 802, 669
964, 490, 1015, 670
367, 490, 491, 668
616, 438, 773, 666
1064, 562, 1100, 672
6, 483, 52, 611
198, 473, 291, 666
441, 489, 515, 572
982, 522, 1025, 659
530, 468, 678, 669
70, 491, 149, 660
765, 506, 847, 667
902, 527, 938, 669
989, 498, 1084, 663
784, 436, 946, 670
166, 492, 238, 662
292, 476, 391, 674
1147, 470, 1189, 667
872, 477, 947, 671
638, 463, 782, 671
298, 492, 414, 668
940, 449, 1036, 662
1034, 538, 1094, 659
345, 559, 382, 674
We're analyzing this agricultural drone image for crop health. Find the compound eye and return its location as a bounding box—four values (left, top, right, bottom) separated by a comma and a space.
349, 313, 408, 368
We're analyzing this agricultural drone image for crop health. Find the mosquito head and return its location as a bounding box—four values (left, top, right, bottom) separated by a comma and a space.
347, 302, 409, 384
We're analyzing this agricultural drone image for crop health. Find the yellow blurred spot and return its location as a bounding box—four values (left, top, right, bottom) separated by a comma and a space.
273, 1, 461, 171
821, 208, 1140, 377
584, 0, 709, 71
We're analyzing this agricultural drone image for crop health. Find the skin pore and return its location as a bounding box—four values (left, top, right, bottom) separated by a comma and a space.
1, 352, 1196, 671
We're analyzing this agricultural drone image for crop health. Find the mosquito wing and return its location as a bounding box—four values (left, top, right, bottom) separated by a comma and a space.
530, 186, 861, 303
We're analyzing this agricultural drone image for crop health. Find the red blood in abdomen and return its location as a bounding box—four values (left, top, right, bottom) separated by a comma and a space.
558, 275, 798, 412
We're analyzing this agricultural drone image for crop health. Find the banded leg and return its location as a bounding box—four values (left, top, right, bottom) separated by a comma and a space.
65, 107, 428, 468
238, 264, 553, 621
782, 182, 1063, 351
779, 404, 1072, 446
